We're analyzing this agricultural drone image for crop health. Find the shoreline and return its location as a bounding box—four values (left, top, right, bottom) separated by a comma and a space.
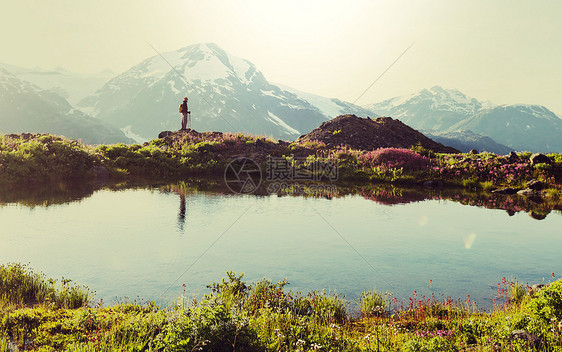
1, 263, 561, 351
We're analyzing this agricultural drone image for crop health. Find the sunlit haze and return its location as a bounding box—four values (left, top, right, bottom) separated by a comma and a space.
2, 0, 561, 112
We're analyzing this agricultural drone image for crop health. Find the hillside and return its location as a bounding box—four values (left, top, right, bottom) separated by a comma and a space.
0, 68, 133, 145
0, 63, 115, 106
423, 130, 512, 154
297, 115, 458, 153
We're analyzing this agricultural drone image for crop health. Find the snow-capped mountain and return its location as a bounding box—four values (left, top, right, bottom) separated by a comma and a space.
82, 43, 374, 141
0, 63, 115, 107
0, 68, 132, 144
366, 86, 491, 130
365, 86, 562, 152
423, 130, 512, 155
448, 104, 562, 152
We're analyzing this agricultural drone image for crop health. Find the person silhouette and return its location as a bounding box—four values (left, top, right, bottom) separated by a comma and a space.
179, 97, 189, 130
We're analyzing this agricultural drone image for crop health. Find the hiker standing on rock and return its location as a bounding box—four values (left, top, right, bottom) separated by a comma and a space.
179, 97, 190, 130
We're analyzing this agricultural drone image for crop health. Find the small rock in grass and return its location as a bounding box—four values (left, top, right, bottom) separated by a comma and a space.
510, 330, 544, 349
530, 153, 552, 166
529, 284, 546, 297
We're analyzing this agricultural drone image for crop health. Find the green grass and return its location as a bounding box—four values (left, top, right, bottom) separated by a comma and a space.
2, 265, 562, 351
0, 263, 91, 309
2, 133, 562, 194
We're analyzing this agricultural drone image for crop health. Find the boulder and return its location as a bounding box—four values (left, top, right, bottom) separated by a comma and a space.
526, 179, 546, 191
469, 149, 478, 154
517, 189, 536, 197
530, 153, 552, 166
509, 151, 519, 162
510, 330, 543, 349
158, 131, 174, 139
529, 284, 546, 297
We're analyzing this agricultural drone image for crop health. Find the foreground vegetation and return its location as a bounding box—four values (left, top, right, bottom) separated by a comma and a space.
1, 264, 562, 351
1, 133, 561, 192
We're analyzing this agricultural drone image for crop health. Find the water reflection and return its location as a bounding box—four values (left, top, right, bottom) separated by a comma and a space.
0, 181, 97, 207
1, 178, 560, 221
178, 193, 186, 232
1, 178, 561, 310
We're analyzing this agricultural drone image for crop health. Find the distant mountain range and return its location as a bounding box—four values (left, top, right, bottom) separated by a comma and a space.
0, 63, 115, 107
366, 86, 562, 153
2, 44, 561, 153
79, 43, 374, 142
423, 130, 512, 154
0, 68, 132, 144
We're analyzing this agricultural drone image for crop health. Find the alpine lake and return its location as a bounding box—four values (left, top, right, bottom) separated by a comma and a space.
1, 177, 561, 312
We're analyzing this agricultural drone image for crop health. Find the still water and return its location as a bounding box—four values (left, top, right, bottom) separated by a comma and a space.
1, 184, 561, 310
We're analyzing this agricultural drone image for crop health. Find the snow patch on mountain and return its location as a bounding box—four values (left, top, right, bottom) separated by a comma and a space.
121, 125, 150, 143
276, 83, 376, 120
267, 112, 300, 135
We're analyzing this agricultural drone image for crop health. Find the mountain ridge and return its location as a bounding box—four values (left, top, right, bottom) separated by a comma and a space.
365, 86, 562, 152
0, 68, 133, 144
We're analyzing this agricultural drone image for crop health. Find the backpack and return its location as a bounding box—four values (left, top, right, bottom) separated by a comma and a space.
178, 104, 183, 113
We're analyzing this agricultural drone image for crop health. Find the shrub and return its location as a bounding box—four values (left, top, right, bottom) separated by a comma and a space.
410, 143, 436, 159
359, 148, 433, 172
509, 278, 527, 305
155, 303, 260, 352
527, 280, 562, 326
357, 289, 387, 318
293, 290, 347, 324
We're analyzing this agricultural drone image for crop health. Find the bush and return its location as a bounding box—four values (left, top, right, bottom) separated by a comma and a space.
527, 280, 562, 327
0, 135, 94, 183
155, 301, 260, 352
359, 148, 433, 172
357, 289, 386, 317
293, 290, 347, 324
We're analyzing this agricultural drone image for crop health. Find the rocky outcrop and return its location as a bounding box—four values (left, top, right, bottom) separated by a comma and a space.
530, 153, 552, 166
297, 115, 459, 153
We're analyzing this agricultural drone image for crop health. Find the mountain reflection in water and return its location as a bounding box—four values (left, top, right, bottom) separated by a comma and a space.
1, 178, 560, 221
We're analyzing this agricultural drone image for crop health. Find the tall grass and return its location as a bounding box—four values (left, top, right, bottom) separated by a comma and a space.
3, 266, 562, 351
0, 263, 91, 308
356, 289, 386, 318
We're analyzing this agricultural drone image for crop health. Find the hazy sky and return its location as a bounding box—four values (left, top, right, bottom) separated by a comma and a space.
2, 0, 561, 112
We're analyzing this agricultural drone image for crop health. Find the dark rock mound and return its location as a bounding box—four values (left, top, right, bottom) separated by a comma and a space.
530, 153, 552, 166
297, 115, 459, 153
